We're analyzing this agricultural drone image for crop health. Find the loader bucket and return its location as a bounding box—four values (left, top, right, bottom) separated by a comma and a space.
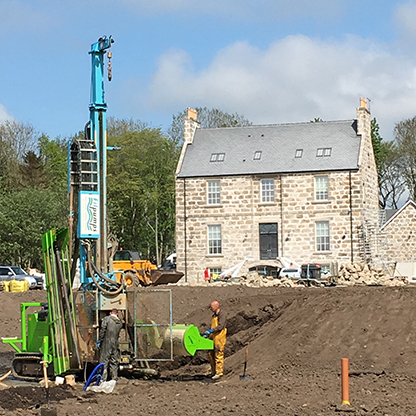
150, 270, 184, 285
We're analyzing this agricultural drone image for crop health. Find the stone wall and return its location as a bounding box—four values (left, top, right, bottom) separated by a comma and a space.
380, 202, 416, 262
176, 171, 371, 282
175, 101, 380, 283
356, 101, 380, 264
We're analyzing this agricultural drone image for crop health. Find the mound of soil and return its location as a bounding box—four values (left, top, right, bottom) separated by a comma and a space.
1, 286, 416, 415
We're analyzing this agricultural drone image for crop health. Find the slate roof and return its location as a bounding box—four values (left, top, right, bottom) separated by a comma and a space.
177, 120, 362, 178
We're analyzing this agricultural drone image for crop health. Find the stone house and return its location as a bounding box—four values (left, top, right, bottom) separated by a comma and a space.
379, 200, 416, 263
175, 99, 380, 282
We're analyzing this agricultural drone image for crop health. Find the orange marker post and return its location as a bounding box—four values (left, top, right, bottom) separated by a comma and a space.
341, 358, 351, 405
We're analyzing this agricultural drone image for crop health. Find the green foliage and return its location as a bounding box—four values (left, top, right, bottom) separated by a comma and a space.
394, 116, 416, 202
371, 118, 388, 169
371, 118, 405, 209
107, 116, 148, 137
38, 134, 68, 192
168, 107, 252, 144
19, 151, 47, 189
0, 188, 67, 268
0, 125, 68, 269
107, 127, 180, 263
0, 121, 38, 193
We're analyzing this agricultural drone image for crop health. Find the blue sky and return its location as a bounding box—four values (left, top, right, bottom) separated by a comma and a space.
2, 0, 416, 141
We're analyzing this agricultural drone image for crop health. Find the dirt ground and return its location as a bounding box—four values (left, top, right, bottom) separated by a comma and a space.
2, 285, 416, 415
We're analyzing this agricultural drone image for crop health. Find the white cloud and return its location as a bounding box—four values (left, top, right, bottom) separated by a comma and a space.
0, 104, 15, 123
144, 34, 416, 140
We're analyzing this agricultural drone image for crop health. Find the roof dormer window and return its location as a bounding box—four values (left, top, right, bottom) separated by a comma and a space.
210, 153, 225, 162
316, 147, 332, 157
254, 151, 262, 160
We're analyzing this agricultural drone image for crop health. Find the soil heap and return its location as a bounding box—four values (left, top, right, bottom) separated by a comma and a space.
1, 285, 416, 415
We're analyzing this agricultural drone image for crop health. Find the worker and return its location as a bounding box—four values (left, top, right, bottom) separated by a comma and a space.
97, 308, 123, 382
203, 300, 227, 380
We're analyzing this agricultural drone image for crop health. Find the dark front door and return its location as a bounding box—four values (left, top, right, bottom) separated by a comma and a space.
259, 223, 278, 260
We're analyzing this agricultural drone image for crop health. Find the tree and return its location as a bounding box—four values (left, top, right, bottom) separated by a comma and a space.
107, 127, 180, 264
394, 116, 416, 201
378, 142, 405, 209
371, 118, 405, 209
0, 121, 38, 192
38, 134, 68, 193
19, 151, 47, 189
107, 117, 148, 138
168, 107, 252, 144
0, 188, 68, 268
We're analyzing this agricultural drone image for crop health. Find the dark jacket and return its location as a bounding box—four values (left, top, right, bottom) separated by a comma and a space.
99, 314, 122, 354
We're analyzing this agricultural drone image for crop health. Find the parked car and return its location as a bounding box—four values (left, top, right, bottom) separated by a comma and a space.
278, 267, 301, 279
0, 266, 43, 289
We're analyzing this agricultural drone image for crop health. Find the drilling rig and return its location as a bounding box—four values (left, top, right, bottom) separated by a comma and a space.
2, 36, 212, 380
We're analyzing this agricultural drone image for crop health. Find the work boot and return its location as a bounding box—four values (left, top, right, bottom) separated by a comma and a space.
212, 374, 222, 380
110, 369, 118, 381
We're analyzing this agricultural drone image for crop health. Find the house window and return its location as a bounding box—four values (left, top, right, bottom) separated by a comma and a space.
316, 147, 332, 157
254, 151, 262, 160
295, 149, 303, 158
261, 179, 275, 202
208, 225, 222, 255
316, 221, 330, 251
210, 153, 225, 162
315, 176, 328, 201
207, 181, 220, 205
209, 267, 222, 279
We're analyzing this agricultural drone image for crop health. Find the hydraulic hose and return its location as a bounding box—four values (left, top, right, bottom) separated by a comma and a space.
82, 240, 125, 295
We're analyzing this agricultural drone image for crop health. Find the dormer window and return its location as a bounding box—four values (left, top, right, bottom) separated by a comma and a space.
254, 151, 262, 160
210, 153, 225, 162
316, 147, 332, 157
295, 149, 303, 158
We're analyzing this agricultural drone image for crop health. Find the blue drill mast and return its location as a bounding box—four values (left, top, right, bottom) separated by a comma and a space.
69, 36, 121, 293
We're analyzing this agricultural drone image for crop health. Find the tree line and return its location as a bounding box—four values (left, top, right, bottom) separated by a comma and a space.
0, 108, 250, 270
372, 117, 416, 209
0, 107, 410, 270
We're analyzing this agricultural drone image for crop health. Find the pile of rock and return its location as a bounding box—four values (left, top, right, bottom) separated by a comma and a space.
239, 273, 297, 288
337, 263, 405, 286
187, 273, 298, 287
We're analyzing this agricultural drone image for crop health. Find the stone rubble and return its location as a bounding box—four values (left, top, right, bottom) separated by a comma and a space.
337, 262, 405, 287
179, 262, 407, 287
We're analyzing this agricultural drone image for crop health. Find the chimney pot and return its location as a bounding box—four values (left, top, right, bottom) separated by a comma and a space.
187, 107, 197, 120
360, 97, 367, 108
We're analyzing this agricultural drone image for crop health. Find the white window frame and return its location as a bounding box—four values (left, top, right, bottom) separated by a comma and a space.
208, 225, 222, 255
261, 179, 275, 203
316, 221, 330, 252
209, 267, 222, 275
315, 176, 328, 201
207, 180, 221, 205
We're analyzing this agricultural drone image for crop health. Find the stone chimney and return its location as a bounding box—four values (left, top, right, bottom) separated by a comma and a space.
183, 108, 200, 144
176, 108, 200, 176
356, 97, 371, 137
